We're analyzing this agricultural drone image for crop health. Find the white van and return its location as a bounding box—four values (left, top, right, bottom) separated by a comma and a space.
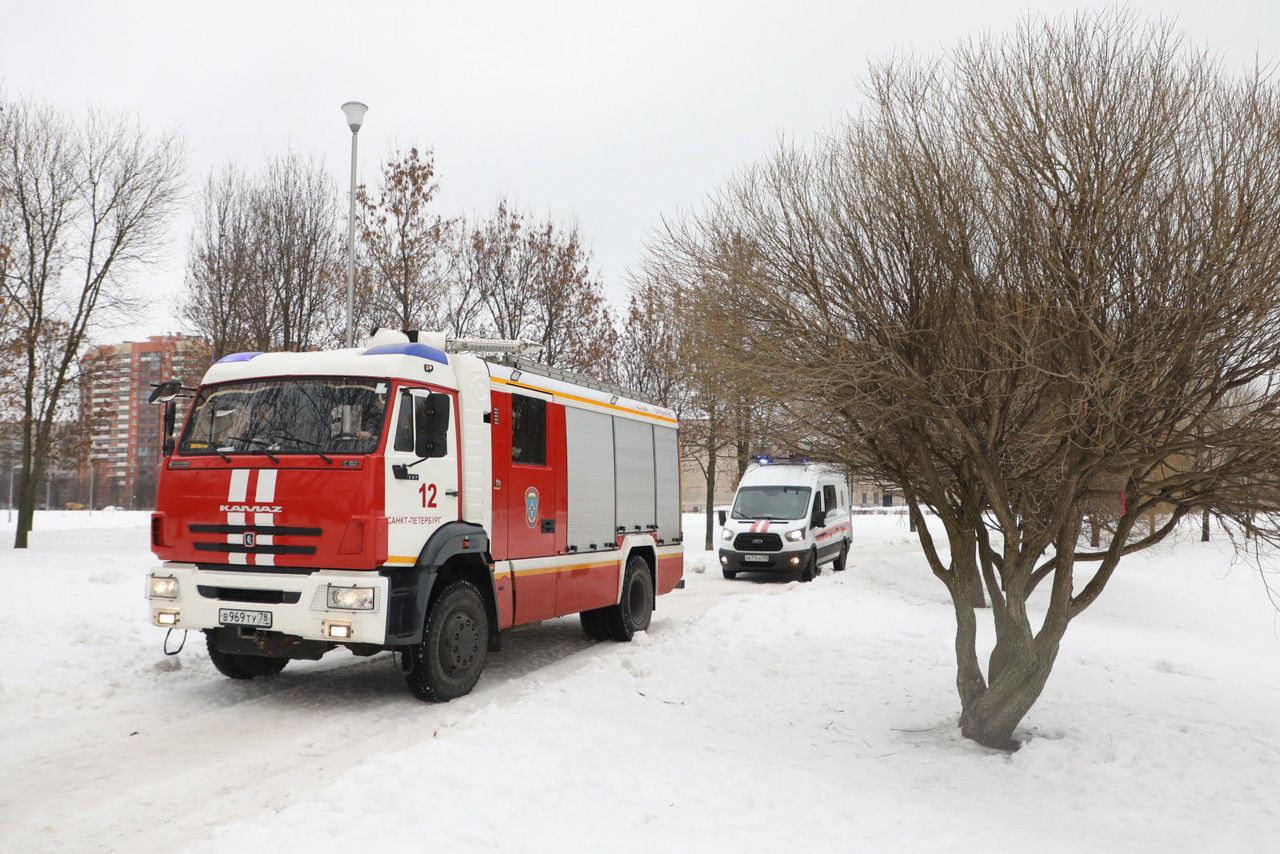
717, 461, 852, 581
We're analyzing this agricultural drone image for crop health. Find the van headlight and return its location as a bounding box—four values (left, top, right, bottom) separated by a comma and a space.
785, 529, 805, 542
326, 585, 376, 611
721, 528, 733, 541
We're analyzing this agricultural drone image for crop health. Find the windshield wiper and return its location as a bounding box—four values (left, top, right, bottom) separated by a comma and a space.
276, 433, 333, 465
226, 435, 280, 464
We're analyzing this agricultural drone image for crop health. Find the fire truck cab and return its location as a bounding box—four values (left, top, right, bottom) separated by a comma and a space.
146, 331, 683, 701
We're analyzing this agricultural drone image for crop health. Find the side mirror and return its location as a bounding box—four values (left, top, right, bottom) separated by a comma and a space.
717, 509, 727, 526
148, 379, 182, 404
414, 392, 451, 458
812, 508, 826, 528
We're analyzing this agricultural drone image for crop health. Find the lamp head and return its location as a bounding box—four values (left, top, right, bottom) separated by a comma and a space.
341, 101, 368, 132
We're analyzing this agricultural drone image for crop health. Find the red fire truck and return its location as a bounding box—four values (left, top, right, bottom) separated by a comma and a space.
146, 331, 683, 701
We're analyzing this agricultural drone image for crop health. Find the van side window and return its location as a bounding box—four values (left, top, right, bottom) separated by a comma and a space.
823, 484, 837, 511
511, 394, 547, 466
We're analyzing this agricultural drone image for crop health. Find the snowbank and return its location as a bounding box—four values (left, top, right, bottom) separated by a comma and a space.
2, 512, 1278, 853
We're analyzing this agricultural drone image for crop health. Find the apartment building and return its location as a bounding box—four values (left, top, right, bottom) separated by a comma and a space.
83, 335, 209, 508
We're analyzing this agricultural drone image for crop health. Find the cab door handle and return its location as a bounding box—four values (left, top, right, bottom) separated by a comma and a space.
445, 489, 459, 497
541, 519, 556, 534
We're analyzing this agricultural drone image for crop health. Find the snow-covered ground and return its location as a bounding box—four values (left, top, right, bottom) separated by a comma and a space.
3, 510, 1279, 852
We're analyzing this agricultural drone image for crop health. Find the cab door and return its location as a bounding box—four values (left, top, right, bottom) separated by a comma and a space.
384, 386, 460, 564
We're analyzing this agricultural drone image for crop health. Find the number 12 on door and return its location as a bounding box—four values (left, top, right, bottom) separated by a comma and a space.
418, 483, 437, 508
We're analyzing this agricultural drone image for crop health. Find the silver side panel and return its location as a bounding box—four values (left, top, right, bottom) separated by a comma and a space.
615, 416, 656, 533
654, 425, 680, 541
564, 407, 617, 550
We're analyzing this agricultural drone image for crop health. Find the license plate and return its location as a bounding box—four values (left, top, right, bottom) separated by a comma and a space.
742, 554, 771, 563
218, 608, 272, 628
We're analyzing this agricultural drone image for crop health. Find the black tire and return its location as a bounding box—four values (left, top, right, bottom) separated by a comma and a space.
799, 549, 818, 582
600, 555, 654, 641
404, 580, 489, 702
205, 632, 288, 680
832, 541, 849, 572
722, 568, 737, 580
579, 607, 613, 641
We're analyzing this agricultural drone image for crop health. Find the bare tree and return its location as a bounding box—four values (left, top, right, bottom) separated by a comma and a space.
656, 11, 1280, 748
0, 96, 184, 548
181, 166, 255, 359
182, 154, 341, 356
463, 199, 616, 374
352, 147, 456, 336
254, 154, 342, 351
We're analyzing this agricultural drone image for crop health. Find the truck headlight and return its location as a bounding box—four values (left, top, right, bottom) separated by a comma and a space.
148, 575, 179, 599
326, 585, 375, 611
785, 529, 805, 542
721, 528, 733, 541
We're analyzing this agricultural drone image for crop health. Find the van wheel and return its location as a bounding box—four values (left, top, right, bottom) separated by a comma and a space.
832, 541, 849, 572
601, 555, 654, 641
205, 632, 288, 679
799, 549, 818, 582
404, 580, 488, 702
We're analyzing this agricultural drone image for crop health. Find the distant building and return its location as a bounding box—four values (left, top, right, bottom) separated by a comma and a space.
850, 481, 904, 508
82, 335, 209, 508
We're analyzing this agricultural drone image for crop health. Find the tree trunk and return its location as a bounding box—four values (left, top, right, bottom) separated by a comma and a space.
1090, 516, 1100, 548
1201, 508, 1210, 542
959, 659, 1055, 749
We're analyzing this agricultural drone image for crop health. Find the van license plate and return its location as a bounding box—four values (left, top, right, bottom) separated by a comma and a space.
742, 554, 771, 563
218, 608, 272, 628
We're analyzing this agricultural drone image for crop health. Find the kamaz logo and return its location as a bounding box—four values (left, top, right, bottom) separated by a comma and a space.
219, 504, 282, 513
243, 531, 256, 549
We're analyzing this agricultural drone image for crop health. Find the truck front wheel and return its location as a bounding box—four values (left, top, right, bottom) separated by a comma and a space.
404, 580, 489, 702
205, 632, 288, 679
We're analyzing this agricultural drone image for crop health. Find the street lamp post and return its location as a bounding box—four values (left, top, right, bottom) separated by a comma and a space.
341, 101, 368, 348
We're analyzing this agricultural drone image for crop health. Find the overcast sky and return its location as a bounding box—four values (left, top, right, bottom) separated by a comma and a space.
3, 0, 1278, 343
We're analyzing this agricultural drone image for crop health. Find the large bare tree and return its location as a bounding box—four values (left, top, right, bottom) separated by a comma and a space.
351, 147, 456, 336
655, 11, 1280, 748
0, 97, 184, 548
182, 154, 341, 357
461, 199, 616, 374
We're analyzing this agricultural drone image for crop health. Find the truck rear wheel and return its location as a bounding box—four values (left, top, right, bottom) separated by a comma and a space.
579, 608, 612, 641
600, 555, 653, 641
204, 632, 288, 679
404, 580, 489, 702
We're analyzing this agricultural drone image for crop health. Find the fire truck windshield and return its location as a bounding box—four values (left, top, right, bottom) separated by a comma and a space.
730, 486, 812, 521
178, 377, 390, 457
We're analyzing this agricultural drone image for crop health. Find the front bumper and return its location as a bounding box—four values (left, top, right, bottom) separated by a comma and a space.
146, 562, 391, 645
718, 547, 811, 574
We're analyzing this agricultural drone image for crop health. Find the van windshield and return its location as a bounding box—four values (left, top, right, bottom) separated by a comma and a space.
178, 377, 390, 456
731, 486, 812, 521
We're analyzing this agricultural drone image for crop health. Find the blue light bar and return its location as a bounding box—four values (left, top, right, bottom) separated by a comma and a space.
216, 352, 263, 363
361, 342, 449, 365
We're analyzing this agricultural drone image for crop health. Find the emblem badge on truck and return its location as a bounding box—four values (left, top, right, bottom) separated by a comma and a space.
243, 531, 256, 549
524, 486, 540, 528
